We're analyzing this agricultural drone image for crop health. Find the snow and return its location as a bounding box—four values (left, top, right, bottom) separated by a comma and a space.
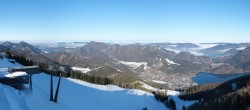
71, 67, 91, 73
5, 72, 28, 78
152, 80, 167, 84
134, 81, 197, 109
237, 47, 247, 50
196, 43, 219, 49
218, 47, 246, 54
165, 58, 180, 65
0, 58, 22, 68
232, 83, 237, 91
164, 90, 197, 110
164, 44, 220, 57
168, 95, 197, 110
127, 89, 153, 96
166, 90, 180, 96
67, 78, 124, 91
170, 45, 177, 47
48, 42, 86, 48
136, 81, 159, 91
218, 49, 231, 53
0, 56, 167, 110
42, 50, 49, 53
193, 62, 201, 64
119, 61, 147, 69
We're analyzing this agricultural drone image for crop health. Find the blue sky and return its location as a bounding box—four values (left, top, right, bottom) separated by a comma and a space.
0, 0, 250, 43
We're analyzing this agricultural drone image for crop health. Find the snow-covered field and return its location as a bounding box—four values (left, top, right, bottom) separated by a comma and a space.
0, 53, 199, 110
71, 67, 91, 73
165, 58, 180, 65
119, 61, 148, 69
0, 56, 167, 110
0, 73, 168, 110
152, 80, 167, 84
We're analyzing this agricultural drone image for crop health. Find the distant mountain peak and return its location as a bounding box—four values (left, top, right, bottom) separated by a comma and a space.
19, 41, 29, 45
1, 41, 14, 46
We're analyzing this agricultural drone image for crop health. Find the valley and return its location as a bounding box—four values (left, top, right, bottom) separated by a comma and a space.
1, 41, 250, 90
1, 41, 250, 110
1, 0, 250, 109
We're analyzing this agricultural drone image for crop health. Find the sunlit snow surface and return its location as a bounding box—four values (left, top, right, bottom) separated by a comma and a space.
0, 57, 167, 110
5, 72, 27, 77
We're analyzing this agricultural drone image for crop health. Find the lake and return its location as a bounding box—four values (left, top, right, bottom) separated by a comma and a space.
192, 72, 247, 85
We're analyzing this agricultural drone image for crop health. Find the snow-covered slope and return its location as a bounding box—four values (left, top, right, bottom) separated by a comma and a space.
71, 67, 91, 73
119, 61, 147, 69
165, 58, 180, 65
0, 56, 167, 110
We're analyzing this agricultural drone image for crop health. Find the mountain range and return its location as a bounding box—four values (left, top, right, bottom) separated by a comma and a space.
1, 41, 250, 89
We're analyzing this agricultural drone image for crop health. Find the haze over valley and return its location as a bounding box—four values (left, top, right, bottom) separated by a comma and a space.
1, 0, 250, 109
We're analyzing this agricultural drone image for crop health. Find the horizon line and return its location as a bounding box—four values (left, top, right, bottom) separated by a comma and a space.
0, 40, 250, 44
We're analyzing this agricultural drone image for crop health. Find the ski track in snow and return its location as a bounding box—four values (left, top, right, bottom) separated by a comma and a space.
0, 88, 12, 110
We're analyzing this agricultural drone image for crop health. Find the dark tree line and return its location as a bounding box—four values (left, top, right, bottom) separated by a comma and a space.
68, 70, 114, 85
11, 54, 34, 66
